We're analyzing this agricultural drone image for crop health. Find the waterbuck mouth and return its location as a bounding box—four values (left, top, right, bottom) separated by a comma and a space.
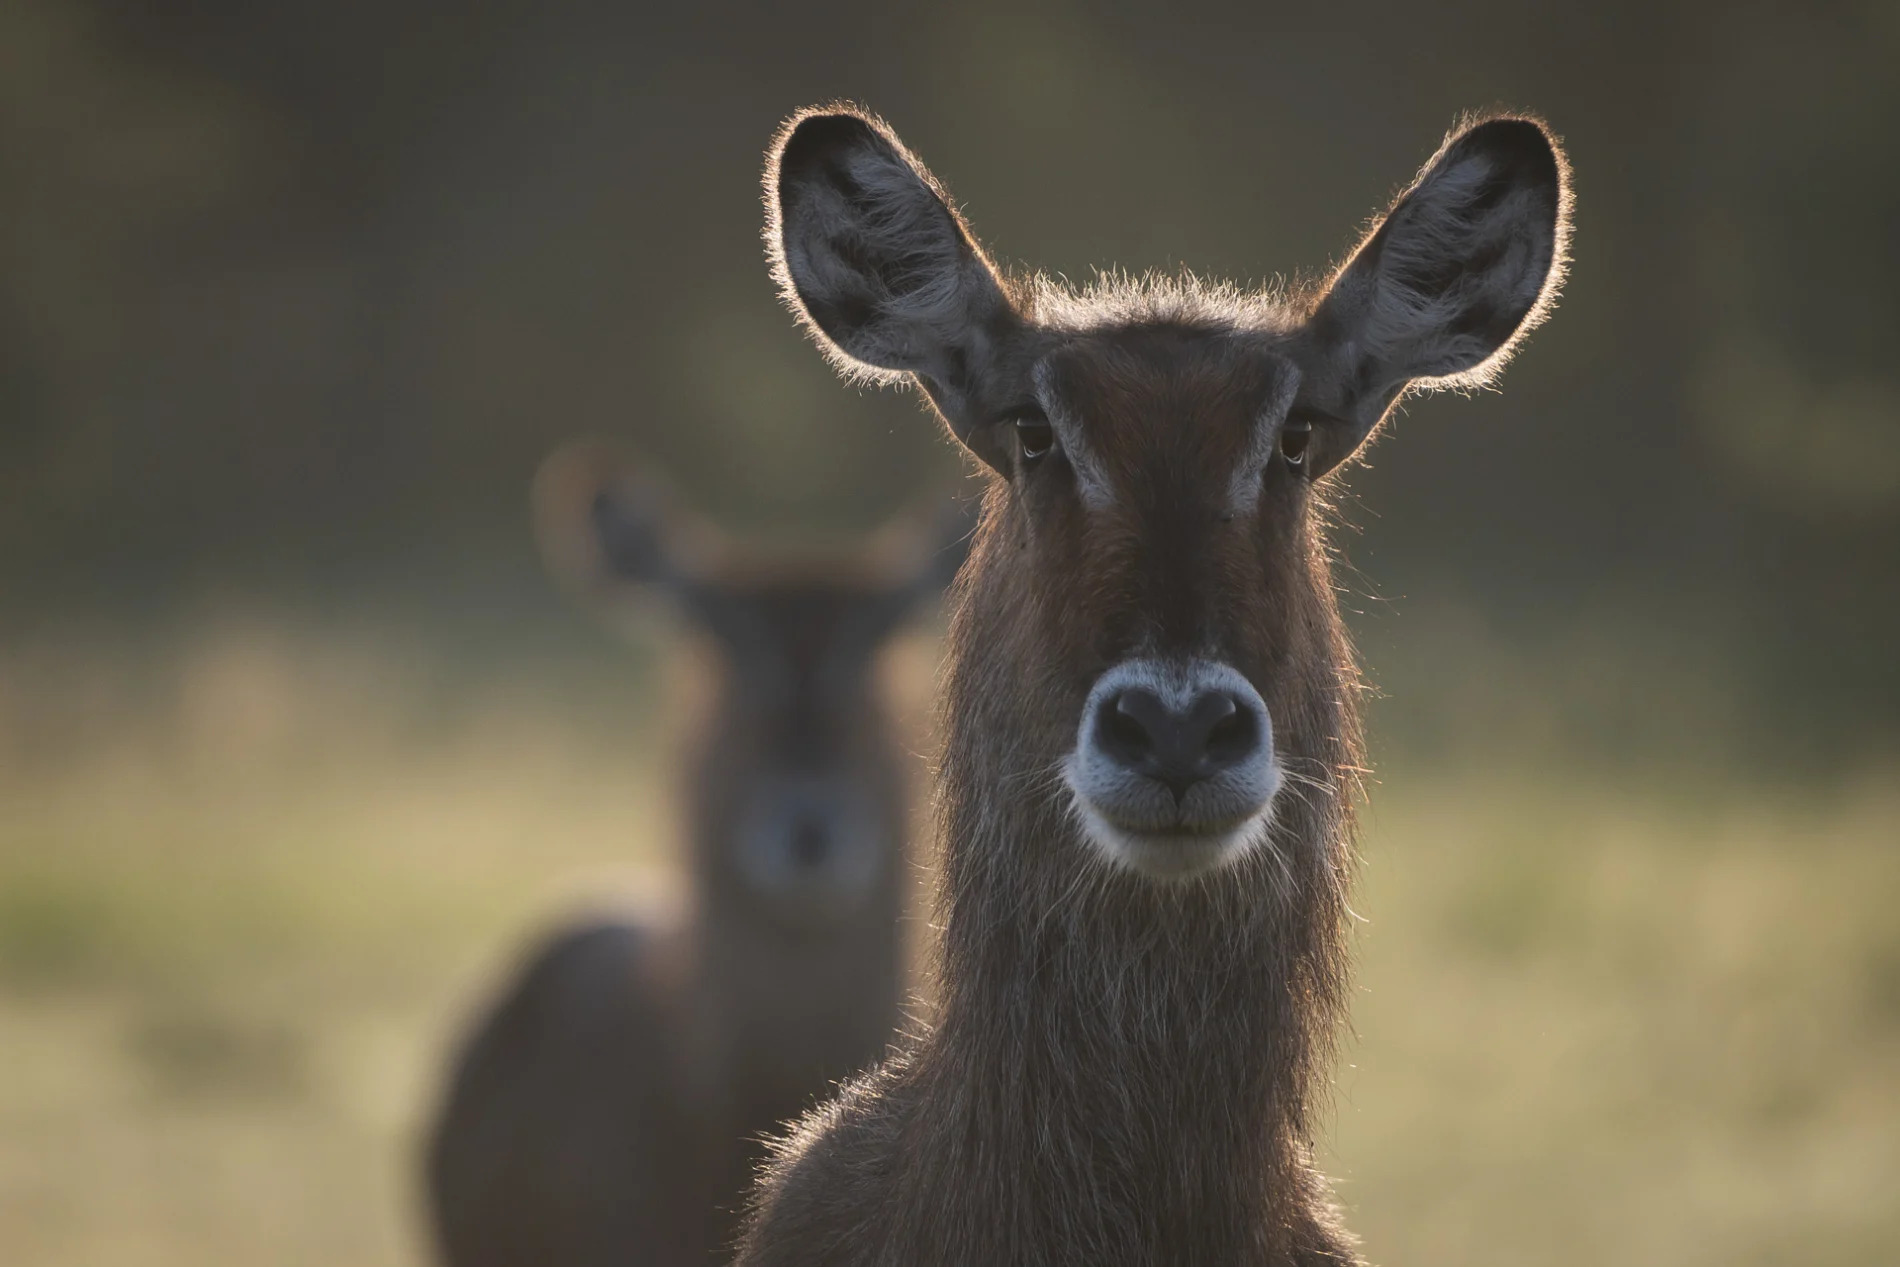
1068, 797, 1280, 881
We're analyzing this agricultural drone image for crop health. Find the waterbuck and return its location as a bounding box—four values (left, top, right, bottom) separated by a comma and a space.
735, 106, 1571, 1265
424, 442, 969, 1266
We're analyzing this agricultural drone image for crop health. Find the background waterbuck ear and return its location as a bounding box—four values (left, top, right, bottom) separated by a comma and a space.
530, 440, 716, 613
768, 106, 1025, 471
1294, 115, 1572, 477
850, 494, 979, 647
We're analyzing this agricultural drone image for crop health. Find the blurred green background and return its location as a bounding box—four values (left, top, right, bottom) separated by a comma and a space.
1, 1, 1895, 1264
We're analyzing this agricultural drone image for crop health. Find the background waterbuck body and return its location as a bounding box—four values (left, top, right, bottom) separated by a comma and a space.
424, 443, 968, 1267
736, 107, 1571, 1265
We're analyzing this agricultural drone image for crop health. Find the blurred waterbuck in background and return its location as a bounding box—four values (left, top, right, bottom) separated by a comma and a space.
424, 441, 969, 1267
736, 106, 1571, 1266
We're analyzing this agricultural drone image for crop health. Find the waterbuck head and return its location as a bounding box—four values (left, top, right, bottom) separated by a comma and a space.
533, 442, 970, 924
769, 107, 1569, 886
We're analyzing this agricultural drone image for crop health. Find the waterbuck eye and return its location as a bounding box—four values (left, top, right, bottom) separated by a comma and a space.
1278, 418, 1312, 471
1015, 412, 1056, 464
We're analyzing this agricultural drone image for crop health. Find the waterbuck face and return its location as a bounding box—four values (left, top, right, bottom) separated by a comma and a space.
681, 574, 938, 926
533, 442, 970, 920
768, 107, 1569, 881
995, 330, 1324, 879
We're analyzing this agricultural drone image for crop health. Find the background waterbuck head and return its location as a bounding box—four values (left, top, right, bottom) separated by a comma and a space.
425, 440, 969, 1267
533, 440, 969, 928
734, 106, 1571, 1266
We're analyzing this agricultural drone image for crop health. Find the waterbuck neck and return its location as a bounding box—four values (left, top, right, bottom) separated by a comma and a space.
887, 502, 1361, 1255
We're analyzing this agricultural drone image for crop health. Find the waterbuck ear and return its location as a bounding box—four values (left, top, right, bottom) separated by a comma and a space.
531, 441, 704, 603
768, 106, 1024, 469
908, 493, 980, 599
1294, 115, 1572, 476
848, 493, 979, 650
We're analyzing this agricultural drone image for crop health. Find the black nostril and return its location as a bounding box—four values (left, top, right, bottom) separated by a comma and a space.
789, 817, 829, 869
1096, 689, 1165, 766
1203, 699, 1258, 765
1093, 686, 1262, 803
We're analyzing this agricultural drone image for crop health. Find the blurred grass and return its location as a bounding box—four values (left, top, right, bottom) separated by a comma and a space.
1336, 768, 1900, 1265
0, 616, 1895, 1266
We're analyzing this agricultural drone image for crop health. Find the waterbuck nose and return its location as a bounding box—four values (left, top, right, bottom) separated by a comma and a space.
1093, 686, 1263, 803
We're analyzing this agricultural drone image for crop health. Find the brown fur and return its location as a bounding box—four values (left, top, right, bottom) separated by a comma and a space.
423, 444, 968, 1266
737, 106, 1571, 1266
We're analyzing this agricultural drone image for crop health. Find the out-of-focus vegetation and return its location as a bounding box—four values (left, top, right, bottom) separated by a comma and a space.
0, 628, 1893, 1266
1, 0, 1896, 1263
0, 0, 1894, 746
0, 622, 676, 1267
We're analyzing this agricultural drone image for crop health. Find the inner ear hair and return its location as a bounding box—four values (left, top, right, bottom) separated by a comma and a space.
1369, 114, 1572, 387
767, 105, 1026, 467
1294, 112, 1572, 475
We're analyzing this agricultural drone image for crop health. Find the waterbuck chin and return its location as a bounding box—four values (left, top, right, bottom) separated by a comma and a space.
735, 106, 1571, 1266
425, 442, 969, 1267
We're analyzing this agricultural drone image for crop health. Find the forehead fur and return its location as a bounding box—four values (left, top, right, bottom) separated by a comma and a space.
1021, 268, 1303, 337
1038, 318, 1296, 473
